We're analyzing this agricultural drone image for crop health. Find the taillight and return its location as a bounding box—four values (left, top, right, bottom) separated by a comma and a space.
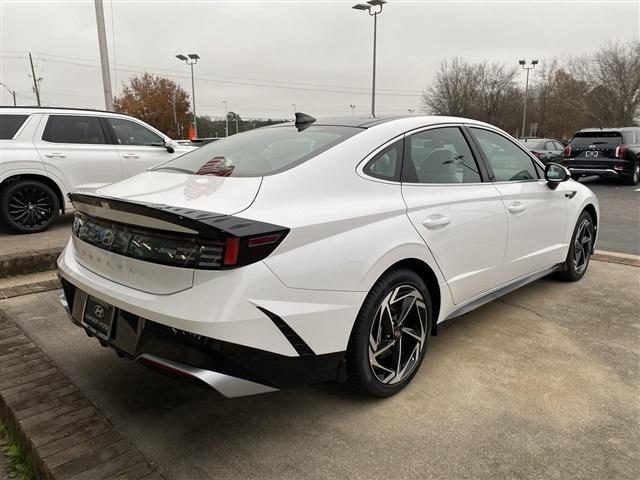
615, 145, 627, 159
72, 212, 288, 270
563, 146, 571, 157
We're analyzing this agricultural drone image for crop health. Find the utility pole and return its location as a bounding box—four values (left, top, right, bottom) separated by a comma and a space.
235, 114, 239, 135
28, 53, 41, 106
94, 0, 114, 111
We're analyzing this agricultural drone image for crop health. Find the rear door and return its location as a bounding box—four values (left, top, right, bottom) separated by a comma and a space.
468, 127, 569, 285
105, 117, 175, 178
34, 114, 122, 190
401, 125, 507, 304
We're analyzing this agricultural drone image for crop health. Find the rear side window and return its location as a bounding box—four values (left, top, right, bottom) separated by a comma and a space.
403, 127, 481, 184
570, 132, 622, 147
43, 115, 107, 144
363, 140, 403, 181
470, 128, 539, 182
0, 114, 28, 139
152, 125, 361, 177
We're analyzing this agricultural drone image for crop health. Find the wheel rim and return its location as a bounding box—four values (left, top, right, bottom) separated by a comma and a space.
633, 164, 639, 183
7, 185, 54, 229
368, 285, 427, 385
573, 218, 593, 275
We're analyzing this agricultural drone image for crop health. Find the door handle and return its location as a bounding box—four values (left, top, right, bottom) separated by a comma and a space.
507, 202, 526, 214
422, 215, 451, 229
44, 152, 66, 158
121, 153, 140, 159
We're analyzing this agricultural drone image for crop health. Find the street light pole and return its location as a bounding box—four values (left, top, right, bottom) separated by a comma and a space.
519, 59, 538, 138
222, 100, 228, 137
352, 0, 386, 118
94, 0, 113, 111
350, 104, 356, 116
0, 82, 17, 106
176, 53, 200, 138
291, 103, 296, 119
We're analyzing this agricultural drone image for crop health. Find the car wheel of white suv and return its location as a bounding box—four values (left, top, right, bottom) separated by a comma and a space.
0, 180, 59, 234
347, 268, 432, 397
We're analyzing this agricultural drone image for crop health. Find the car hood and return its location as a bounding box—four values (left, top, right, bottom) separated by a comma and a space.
90, 171, 262, 216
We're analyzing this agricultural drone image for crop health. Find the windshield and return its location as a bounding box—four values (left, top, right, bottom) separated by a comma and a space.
571, 132, 623, 147
152, 125, 362, 177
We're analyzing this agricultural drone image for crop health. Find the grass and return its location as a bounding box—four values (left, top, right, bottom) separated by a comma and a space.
0, 419, 35, 480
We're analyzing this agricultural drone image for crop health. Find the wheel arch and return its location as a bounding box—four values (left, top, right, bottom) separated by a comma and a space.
582, 203, 598, 252
0, 174, 65, 213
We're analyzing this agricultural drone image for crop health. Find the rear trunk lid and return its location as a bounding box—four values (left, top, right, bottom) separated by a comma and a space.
70, 172, 262, 294
567, 132, 623, 162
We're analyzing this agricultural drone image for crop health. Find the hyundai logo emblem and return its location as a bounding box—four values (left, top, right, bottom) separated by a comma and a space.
93, 305, 105, 318
100, 229, 115, 247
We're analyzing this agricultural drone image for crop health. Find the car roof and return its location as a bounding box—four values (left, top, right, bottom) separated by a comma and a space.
0, 106, 116, 115
273, 114, 494, 130
576, 127, 638, 133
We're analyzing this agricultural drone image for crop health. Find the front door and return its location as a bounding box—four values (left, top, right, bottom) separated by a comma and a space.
469, 127, 569, 285
401, 126, 508, 305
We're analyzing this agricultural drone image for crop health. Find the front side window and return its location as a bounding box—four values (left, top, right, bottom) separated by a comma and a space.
108, 118, 164, 146
470, 128, 539, 182
43, 115, 107, 144
403, 127, 481, 184
152, 125, 361, 177
0, 114, 28, 139
363, 140, 402, 181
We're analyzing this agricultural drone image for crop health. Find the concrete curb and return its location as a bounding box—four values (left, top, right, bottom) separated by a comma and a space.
0, 278, 61, 300
0, 247, 63, 278
0, 310, 164, 480
592, 250, 640, 267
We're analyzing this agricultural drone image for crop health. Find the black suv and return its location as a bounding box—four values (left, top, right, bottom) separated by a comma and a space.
562, 127, 640, 185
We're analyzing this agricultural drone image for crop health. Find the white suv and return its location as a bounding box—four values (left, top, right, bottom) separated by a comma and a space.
0, 107, 195, 233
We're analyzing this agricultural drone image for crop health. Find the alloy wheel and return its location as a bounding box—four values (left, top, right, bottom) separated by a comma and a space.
368, 285, 427, 385
7, 185, 55, 229
633, 164, 640, 184
573, 218, 593, 275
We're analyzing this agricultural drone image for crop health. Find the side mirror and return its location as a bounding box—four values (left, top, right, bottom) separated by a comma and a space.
545, 162, 570, 189
164, 140, 175, 154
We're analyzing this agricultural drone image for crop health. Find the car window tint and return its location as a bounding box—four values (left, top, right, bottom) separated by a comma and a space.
363, 140, 402, 181
108, 118, 164, 146
470, 128, 539, 182
404, 127, 481, 184
152, 125, 361, 177
570, 132, 622, 146
43, 115, 107, 144
0, 114, 29, 139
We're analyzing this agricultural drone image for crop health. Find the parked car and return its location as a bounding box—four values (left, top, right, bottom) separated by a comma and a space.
57, 114, 599, 398
518, 137, 565, 164
0, 107, 196, 233
562, 127, 640, 185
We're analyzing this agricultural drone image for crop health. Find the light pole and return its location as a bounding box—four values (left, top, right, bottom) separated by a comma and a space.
291, 103, 296, 119
519, 59, 538, 138
222, 100, 228, 137
350, 104, 356, 116
352, 0, 386, 118
408, 108, 414, 114
176, 53, 200, 138
0, 82, 17, 106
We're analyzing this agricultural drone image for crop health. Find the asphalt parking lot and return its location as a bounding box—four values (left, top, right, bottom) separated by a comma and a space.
1, 260, 638, 480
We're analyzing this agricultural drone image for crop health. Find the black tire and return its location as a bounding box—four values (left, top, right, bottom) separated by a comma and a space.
555, 211, 594, 282
0, 180, 60, 233
624, 161, 639, 186
346, 268, 432, 397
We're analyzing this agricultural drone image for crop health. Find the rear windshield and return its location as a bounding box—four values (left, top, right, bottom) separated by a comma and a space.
0, 114, 29, 139
570, 132, 623, 146
519, 139, 545, 149
152, 125, 361, 177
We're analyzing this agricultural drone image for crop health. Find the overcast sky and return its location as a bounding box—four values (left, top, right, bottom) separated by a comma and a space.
1, 0, 639, 119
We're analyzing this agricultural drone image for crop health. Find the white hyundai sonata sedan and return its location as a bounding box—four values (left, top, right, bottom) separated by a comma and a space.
57, 114, 599, 398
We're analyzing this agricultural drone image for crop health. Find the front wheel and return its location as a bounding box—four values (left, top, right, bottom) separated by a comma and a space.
346, 268, 432, 397
556, 211, 594, 282
0, 180, 59, 233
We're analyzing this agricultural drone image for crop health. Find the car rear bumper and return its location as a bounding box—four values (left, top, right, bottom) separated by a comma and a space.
56, 240, 365, 396
568, 168, 621, 177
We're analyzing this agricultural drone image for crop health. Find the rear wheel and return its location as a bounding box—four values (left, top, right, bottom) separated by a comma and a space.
0, 180, 59, 233
346, 268, 431, 397
624, 161, 639, 185
556, 211, 594, 282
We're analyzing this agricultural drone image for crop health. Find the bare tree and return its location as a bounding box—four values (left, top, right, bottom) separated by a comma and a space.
421, 58, 479, 116
474, 62, 519, 123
